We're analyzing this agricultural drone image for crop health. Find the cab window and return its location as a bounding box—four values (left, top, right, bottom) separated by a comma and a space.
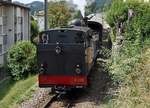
39, 30, 85, 44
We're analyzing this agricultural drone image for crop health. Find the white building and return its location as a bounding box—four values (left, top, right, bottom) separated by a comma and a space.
35, 10, 44, 31
0, 0, 30, 65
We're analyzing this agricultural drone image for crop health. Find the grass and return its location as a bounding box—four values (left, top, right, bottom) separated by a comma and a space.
0, 75, 37, 108
0, 77, 14, 101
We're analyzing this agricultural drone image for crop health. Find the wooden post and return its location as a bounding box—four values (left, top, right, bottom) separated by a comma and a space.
44, 0, 48, 30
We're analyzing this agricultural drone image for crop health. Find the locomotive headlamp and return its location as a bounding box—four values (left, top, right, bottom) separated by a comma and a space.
40, 64, 44, 74
41, 64, 44, 67
76, 65, 80, 68
75, 68, 81, 74
39, 67, 45, 74
56, 46, 61, 54
75, 65, 81, 74
39, 63, 47, 74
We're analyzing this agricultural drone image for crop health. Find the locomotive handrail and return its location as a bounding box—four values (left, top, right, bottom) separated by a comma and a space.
37, 43, 85, 45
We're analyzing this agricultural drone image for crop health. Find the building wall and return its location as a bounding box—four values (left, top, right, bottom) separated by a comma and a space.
6, 6, 15, 49
0, 6, 8, 64
23, 9, 30, 40
0, 4, 30, 65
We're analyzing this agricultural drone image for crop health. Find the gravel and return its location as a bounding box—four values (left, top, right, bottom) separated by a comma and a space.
18, 85, 52, 108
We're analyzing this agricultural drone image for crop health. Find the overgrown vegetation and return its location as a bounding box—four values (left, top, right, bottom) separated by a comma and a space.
31, 17, 39, 44
105, 0, 150, 107
7, 41, 37, 80
0, 75, 36, 108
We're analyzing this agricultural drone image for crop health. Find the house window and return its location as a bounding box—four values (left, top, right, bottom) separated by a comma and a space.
0, 25, 2, 34
3, 35, 7, 45
18, 17, 22, 24
0, 44, 2, 54
0, 8, 2, 16
17, 33, 22, 41
0, 17, 2, 25
3, 16, 7, 26
21, 32, 23, 40
14, 32, 23, 42
15, 17, 17, 24
14, 33, 17, 43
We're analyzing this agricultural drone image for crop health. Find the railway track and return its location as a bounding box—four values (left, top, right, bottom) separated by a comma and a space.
43, 94, 59, 108
43, 92, 75, 108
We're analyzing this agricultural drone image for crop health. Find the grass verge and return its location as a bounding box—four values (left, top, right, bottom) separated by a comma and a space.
0, 77, 13, 101
0, 75, 37, 108
103, 48, 150, 108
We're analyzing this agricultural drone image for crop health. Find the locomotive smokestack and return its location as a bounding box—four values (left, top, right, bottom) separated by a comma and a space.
44, 0, 48, 30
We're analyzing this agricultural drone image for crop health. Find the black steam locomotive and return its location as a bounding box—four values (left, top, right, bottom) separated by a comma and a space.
37, 16, 103, 92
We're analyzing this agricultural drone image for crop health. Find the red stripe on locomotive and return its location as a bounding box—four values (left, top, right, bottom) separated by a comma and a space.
39, 75, 87, 86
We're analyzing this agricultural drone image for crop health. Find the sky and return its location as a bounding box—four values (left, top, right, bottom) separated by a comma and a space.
12, 0, 86, 15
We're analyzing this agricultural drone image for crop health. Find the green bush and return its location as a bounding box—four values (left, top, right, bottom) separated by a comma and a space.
7, 41, 37, 80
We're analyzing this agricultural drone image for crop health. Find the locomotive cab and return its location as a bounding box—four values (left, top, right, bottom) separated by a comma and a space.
37, 26, 99, 92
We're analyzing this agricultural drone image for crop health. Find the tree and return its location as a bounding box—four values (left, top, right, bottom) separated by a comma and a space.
31, 17, 39, 44
48, 1, 71, 28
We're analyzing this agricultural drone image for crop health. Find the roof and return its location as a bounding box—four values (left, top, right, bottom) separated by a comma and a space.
0, 1, 30, 10
46, 26, 91, 33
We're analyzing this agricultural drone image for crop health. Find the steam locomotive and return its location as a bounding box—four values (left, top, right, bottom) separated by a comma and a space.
37, 16, 103, 92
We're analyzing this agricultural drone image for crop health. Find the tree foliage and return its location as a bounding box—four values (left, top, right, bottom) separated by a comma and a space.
106, 0, 128, 27
107, 0, 150, 43
7, 41, 37, 80
31, 17, 39, 43
48, 1, 71, 28
85, 0, 112, 15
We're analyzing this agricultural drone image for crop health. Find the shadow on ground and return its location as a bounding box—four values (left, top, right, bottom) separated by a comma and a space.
70, 58, 113, 107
